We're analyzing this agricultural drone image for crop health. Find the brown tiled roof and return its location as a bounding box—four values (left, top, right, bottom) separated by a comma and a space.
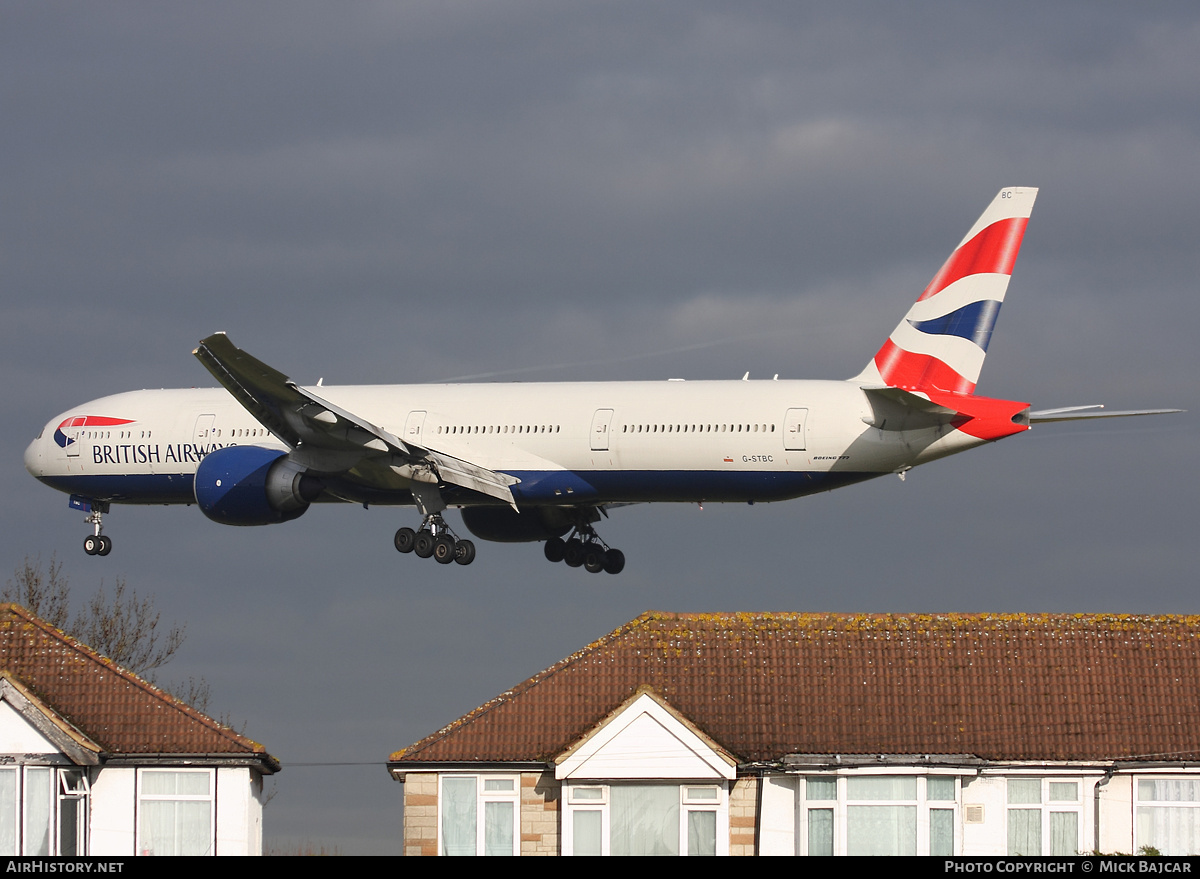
0, 604, 277, 769
391, 612, 1200, 766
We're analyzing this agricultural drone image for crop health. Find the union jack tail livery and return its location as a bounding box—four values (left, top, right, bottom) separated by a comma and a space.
854, 187, 1038, 394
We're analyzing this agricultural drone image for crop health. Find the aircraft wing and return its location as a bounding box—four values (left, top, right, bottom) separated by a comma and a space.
193, 333, 313, 448
1029, 405, 1183, 423
193, 333, 520, 506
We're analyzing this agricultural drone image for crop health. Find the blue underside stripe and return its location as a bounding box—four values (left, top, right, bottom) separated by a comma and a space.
42, 469, 881, 507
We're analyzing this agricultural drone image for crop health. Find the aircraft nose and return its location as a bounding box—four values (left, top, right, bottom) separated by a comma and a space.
24, 435, 43, 478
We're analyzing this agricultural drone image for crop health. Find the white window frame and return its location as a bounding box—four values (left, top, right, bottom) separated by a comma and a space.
136, 767, 216, 856
0, 765, 89, 856
437, 774, 521, 856
561, 781, 729, 856
0, 767, 16, 855
22, 766, 54, 856
56, 769, 90, 856
796, 773, 962, 856
1134, 776, 1200, 856
1005, 776, 1083, 856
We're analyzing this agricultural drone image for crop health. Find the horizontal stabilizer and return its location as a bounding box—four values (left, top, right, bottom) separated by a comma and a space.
862, 386, 960, 420
1030, 405, 1183, 424
863, 385, 1030, 441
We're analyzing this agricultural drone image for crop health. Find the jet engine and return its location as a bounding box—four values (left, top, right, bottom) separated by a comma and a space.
460, 506, 573, 543
194, 446, 324, 526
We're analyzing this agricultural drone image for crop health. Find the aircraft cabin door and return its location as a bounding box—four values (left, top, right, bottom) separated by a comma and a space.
404, 411, 427, 444
65, 417, 85, 457
62, 417, 85, 461
590, 409, 614, 451
194, 414, 216, 440
783, 408, 808, 451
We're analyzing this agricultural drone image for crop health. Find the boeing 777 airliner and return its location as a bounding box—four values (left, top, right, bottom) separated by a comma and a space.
24, 188, 1179, 572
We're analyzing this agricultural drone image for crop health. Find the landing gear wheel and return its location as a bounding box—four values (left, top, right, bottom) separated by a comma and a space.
544, 537, 566, 563
583, 545, 607, 574
563, 538, 585, 568
433, 535, 457, 564
603, 548, 625, 575
83, 535, 101, 556
413, 530, 435, 559
394, 527, 417, 553
454, 539, 476, 566
97, 535, 113, 556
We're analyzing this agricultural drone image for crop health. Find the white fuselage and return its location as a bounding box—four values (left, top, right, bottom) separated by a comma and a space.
26, 379, 989, 508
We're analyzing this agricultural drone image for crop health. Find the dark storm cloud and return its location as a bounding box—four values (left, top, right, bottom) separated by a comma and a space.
2, 1, 1196, 852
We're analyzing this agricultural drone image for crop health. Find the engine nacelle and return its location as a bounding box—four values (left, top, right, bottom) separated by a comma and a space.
461, 506, 573, 543
194, 446, 323, 526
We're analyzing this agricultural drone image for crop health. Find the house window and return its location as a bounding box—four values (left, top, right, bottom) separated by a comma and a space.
1136, 778, 1200, 855
58, 770, 89, 856
1006, 778, 1082, 856
563, 782, 726, 856
439, 775, 520, 856
137, 769, 215, 856
799, 774, 959, 856
0, 767, 90, 856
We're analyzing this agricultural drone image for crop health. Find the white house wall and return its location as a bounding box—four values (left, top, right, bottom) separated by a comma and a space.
960, 775, 1007, 855
0, 702, 58, 754
565, 713, 729, 780
556, 693, 736, 782
89, 767, 135, 856
216, 766, 264, 856
1096, 775, 1133, 854
758, 775, 797, 855
89, 765, 263, 856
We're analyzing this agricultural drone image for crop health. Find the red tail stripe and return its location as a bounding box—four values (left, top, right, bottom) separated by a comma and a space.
916, 217, 1028, 302
873, 339, 976, 394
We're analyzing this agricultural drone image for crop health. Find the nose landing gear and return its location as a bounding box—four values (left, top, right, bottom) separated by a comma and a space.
394, 513, 476, 566
544, 524, 624, 575
81, 503, 112, 556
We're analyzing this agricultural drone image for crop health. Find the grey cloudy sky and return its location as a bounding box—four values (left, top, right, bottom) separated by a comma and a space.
2, 2, 1196, 853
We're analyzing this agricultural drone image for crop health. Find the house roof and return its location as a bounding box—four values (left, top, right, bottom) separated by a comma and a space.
0, 604, 278, 770
391, 611, 1200, 766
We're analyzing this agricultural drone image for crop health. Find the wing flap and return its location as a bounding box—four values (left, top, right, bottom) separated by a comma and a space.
421, 450, 520, 506
195, 333, 520, 506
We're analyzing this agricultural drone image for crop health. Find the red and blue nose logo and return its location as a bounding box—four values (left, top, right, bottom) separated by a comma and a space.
53, 416, 135, 447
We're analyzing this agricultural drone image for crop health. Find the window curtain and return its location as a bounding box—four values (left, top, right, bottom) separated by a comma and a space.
610, 785, 679, 856
846, 806, 916, 856
441, 777, 477, 856
0, 771, 15, 855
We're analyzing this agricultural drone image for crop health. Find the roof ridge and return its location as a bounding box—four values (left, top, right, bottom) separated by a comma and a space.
390, 611, 666, 760
0, 603, 268, 756
389, 610, 1200, 766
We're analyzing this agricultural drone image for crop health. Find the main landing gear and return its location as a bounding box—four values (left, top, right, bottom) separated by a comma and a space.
544, 524, 624, 575
394, 513, 476, 566
82, 505, 112, 556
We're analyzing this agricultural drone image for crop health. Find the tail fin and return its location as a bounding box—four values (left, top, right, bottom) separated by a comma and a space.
852, 187, 1038, 394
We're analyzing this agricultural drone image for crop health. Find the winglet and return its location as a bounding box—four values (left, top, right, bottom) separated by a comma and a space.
194, 333, 307, 447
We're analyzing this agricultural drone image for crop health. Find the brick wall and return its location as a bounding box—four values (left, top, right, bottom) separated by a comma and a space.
729, 777, 758, 856
520, 770, 561, 855
402, 772, 439, 857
